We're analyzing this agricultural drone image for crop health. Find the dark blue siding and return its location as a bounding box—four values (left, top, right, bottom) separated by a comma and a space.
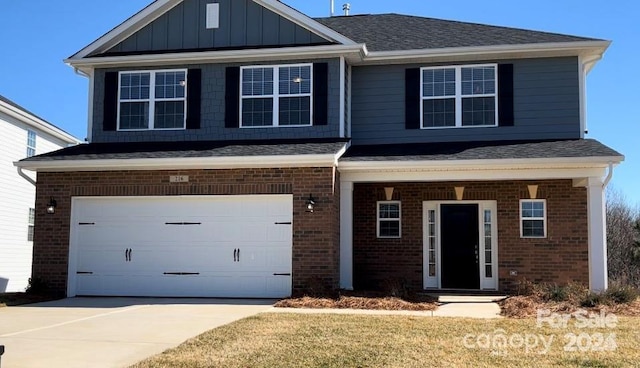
101, 0, 332, 56
91, 59, 341, 142
350, 57, 581, 145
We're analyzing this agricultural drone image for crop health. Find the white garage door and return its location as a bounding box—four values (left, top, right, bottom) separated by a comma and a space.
68, 195, 293, 298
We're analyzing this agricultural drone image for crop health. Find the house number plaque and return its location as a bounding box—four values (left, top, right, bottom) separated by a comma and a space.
169, 175, 189, 183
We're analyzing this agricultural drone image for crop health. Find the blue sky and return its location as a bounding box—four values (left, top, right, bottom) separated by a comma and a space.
0, 0, 637, 204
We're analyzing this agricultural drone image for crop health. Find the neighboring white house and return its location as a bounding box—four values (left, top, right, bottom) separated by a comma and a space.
0, 95, 80, 292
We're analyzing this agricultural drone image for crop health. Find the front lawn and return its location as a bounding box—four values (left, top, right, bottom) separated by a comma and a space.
131, 313, 640, 368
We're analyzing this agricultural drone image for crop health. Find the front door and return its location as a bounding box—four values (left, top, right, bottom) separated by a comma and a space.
440, 204, 480, 289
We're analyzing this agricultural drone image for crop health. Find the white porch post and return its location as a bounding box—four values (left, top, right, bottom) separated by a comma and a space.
587, 177, 607, 291
340, 180, 354, 290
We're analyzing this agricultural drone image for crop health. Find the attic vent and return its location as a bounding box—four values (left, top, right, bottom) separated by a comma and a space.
206, 3, 220, 29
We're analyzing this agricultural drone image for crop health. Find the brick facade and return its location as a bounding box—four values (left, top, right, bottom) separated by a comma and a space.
352, 180, 589, 292
33, 168, 340, 296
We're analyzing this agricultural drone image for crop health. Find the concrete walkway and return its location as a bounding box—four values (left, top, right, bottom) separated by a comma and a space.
0, 297, 274, 368
271, 301, 503, 319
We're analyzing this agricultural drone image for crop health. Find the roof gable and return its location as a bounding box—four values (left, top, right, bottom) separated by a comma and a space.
316, 14, 602, 52
0, 95, 80, 144
72, 0, 355, 59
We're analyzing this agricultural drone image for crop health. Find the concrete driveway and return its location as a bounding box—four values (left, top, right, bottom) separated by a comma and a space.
0, 297, 274, 368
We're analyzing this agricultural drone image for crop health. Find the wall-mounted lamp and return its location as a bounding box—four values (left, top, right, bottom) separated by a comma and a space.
46, 197, 57, 214
306, 194, 316, 213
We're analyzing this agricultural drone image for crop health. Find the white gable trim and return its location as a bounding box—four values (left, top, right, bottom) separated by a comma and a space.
0, 100, 81, 144
70, 0, 183, 60
69, 0, 355, 61
254, 0, 356, 45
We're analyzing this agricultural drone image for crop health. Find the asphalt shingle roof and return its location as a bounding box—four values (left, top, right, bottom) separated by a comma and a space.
341, 139, 622, 162
20, 139, 350, 162
315, 14, 600, 52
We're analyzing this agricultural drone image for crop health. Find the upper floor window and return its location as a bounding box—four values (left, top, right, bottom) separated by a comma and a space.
26, 130, 36, 157
421, 64, 497, 129
118, 70, 187, 131
240, 64, 312, 127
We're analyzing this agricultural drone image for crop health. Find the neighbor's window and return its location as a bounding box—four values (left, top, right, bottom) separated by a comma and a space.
118, 70, 187, 130
241, 64, 312, 127
27, 208, 35, 242
520, 200, 546, 238
377, 201, 401, 238
421, 64, 497, 128
26, 130, 36, 157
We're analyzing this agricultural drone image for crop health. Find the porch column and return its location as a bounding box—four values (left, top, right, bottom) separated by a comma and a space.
586, 177, 607, 291
340, 180, 354, 290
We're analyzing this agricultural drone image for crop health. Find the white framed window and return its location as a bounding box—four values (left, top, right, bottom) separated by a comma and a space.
240, 64, 313, 127
421, 64, 498, 129
377, 201, 401, 238
118, 69, 187, 131
27, 208, 35, 242
520, 199, 547, 238
26, 130, 36, 157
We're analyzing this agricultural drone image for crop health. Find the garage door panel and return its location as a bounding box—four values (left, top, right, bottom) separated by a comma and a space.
70, 195, 293, 298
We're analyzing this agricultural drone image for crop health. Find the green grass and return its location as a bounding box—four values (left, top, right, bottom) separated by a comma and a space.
131, 313, 640, 368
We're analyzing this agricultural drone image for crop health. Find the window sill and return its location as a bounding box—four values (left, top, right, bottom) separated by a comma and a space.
420, 124, 499, 130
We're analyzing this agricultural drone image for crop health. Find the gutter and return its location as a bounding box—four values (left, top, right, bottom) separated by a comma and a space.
17, 167, 36, 186
603, 162, 614, 188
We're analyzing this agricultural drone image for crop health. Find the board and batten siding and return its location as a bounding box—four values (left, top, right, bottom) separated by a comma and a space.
92, 58, 342, 143
101, 0, 331, 56
0, 113, 70, 292
350, 57, 581, 145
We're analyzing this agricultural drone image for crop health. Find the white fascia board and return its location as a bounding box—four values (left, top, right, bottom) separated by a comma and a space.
0, 101, 81, 144
253, 0, 356, 45
69, 0, 181, 60
357, 41, 611, 65
340, 166, 610, 183
339, 156, 624, 172
66, 44, 366, 70
14, 154, 344, 172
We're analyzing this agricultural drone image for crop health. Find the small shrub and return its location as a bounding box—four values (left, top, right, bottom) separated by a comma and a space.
545, 284, 569, 302
25, 278, 49, 295
603, 284, 639, 305
381, 278, 410, 299
302, 276, 333, 298
581, 292, 603, 308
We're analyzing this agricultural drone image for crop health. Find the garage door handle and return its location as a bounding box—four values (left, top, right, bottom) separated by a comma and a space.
233, 249, 237, 262
237, 249, 240, 262
125, 248, 132, 262
273, 273, 291, 276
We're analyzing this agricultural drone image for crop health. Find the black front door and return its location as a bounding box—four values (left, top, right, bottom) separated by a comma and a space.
441, 204, 480, 289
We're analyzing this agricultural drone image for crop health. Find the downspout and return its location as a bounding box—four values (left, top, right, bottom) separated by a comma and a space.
17, 167, 36, 186
602, 162, 614, 189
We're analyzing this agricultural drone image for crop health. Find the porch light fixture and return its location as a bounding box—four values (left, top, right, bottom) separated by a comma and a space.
306, 194, 316, 213
528, 185, 539, 199
46, 197, 57, 214
454, 186, 465, 201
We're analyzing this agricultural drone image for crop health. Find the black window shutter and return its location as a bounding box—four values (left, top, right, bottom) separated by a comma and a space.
103, 72, 118, 131
405, 68, 421, 130
186, 69, 202, 130
498, 64, 515, 127
313, 63, 328, 126
225, 67, 240, 128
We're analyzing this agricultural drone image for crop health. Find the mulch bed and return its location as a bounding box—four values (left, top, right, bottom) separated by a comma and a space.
275, 293, 438, 311
500, 295, 640, 318
0, 293, 59, 307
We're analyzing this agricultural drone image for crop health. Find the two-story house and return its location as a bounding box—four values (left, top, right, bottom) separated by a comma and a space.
17, 0, 623, 298
1, 95, 79, 292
